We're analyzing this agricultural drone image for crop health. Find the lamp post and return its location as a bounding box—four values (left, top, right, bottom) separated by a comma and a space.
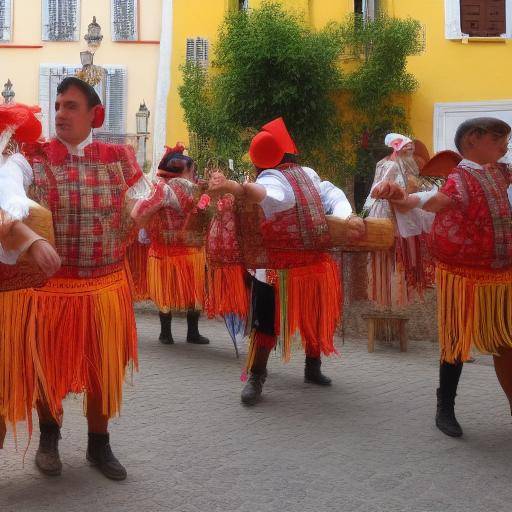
1, 79, 15, 104
136, 101, 150, 167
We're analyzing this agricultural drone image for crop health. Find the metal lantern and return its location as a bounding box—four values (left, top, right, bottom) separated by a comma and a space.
84, 16, 104, 52
136, 101, 150, 135
1, 79, 15, 104
76, 17, 105, 87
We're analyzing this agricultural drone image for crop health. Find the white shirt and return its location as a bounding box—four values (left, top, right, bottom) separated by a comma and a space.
253, 166, 352, 282
0, 153, 34, 264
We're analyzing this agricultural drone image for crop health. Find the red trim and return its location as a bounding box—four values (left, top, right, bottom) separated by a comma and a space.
0, 45, 43, 49
115, 40, 160, 45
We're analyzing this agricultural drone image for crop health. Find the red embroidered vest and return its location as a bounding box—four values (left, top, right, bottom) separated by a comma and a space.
430, 164, 512, 269
148, 178, 207, 255
25, 140, 142, 278
240, 166, 332, 269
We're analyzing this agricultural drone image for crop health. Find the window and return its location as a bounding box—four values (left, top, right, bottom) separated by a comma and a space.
434, 100, 512, 162
186, 37, 209, 66
445, 0, 512, 38
354, 0, 379, 20
0, 0, 12, 41
42, 0, 81, 41
239, 0, 249, 9
460, 0, 505, 36
39, 64, 127, 138
111, 0, 138, 41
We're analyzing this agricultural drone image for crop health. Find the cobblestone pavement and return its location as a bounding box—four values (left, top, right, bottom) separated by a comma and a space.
1, 310, 511, 512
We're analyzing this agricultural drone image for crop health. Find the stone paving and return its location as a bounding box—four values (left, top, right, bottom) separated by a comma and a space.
1, 310, 511, 512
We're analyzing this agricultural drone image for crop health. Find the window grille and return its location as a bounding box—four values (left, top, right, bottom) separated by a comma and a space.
0, 0, 12, 41
239, 0, 249, 10
42, 0, 80, 42
185, 37, 209, 66
111, 0, 138, 41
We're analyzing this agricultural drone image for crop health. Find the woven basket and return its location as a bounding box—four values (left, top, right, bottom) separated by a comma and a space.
0, 201, 55, 291
327, 216, 394, 252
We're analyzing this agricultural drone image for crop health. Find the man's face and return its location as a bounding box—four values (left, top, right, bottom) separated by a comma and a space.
54, 86, 95, 145
468, 131, 510, 164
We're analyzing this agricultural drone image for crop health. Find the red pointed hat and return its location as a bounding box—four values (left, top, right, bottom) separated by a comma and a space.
249, 117, 298, 169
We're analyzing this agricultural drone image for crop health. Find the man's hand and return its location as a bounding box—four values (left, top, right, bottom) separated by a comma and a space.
130, 180, 167, 226
345, 215, 366, 242
26, 239, 61, 277
208, 171, 229, 193
371, 182, 406, 201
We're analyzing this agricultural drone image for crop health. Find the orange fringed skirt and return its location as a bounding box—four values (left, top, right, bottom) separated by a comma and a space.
246, 255, 342, 370
437, 263, 512, 363
125, 242, 149, 302
0, 289, 39, 448
32, 270, 138, 421
279, 255, 342, 361
147, 245, 206, 312
205, 264, 249, 319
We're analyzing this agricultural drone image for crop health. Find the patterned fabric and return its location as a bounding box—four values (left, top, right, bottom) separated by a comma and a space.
240, 166, 331, 269
431, 164, 512, 269
24, 139, 142, 278
206, 194, 242, 266
148, 177, 207, 254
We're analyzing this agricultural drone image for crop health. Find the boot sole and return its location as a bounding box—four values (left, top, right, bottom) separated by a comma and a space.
304, 378, 332, 386
87, 455, 127, 481
435, 420, 463, 438
186, 339, 210, 344
159, 337, 174, 345
241, 394, 262, 406
35, 461, 62, 476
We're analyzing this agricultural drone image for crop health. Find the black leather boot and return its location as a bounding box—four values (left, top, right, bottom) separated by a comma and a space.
241, 371, 267, 405
87, 432, 127, 481
304, 357, 332, 385
435, 361, 463, 437
35, 422, 62, 476
186, 310, 210, 344
158, 311, 174, 344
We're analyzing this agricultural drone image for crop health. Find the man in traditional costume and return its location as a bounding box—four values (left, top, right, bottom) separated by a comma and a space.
372, 117, 512, 437
131, 144, 210, 345
209, 118, 365, 405
21, 77, 148, 479
364, 134, 435, 308
0, 103, 61, 449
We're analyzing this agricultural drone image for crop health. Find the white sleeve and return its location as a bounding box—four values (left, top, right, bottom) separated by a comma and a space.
0, 153, 34, 220
126, 175, 153, 200
319, 181, 353, 219
302, 168, 353, 219
256, 171, 295, 218
0, 244, 20, 265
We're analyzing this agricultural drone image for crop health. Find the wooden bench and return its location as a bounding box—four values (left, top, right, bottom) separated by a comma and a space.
362, 313, 409, 353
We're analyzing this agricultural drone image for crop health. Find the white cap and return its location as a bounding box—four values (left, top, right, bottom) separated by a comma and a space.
384, 133, 412, 152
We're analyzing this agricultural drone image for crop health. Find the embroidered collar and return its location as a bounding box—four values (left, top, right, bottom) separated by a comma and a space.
459, 159, 484, 171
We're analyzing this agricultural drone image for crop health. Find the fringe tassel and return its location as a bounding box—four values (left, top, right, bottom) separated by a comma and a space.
32, 271, 138, 420
125, 242, 149, 302
147, 246, 205, 312
205, 264, 249, 319
437, 264, 512, 363
284, 256, 342, 359
0, 289, 38, 448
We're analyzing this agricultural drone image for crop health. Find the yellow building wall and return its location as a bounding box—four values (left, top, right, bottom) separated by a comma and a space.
168, 0, 512, 152
0, 0, 162, 140
388, 0, 512, 152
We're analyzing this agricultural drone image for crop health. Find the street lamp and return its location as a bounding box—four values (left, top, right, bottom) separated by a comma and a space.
2, 79, 15, 104
136, 101, 150, 167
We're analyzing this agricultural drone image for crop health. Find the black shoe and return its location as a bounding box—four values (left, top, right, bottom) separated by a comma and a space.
87, 432, 127, 481
241, 371, 267, 406
186, 310, 210, 344
304, 357, 332, 386
159, 312, 174, 345
35, 423, 62, 476
435, 388, 463, 437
